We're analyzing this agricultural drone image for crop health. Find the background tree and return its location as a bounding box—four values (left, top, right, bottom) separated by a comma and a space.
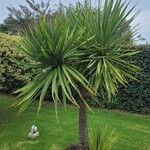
0, 0, 64, 34
0, 24, 9, 33
13, 0, 140, 149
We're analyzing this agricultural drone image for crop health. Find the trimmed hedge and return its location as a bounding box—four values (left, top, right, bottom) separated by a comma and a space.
0, 33, 34, 93
116, 45, 150, 114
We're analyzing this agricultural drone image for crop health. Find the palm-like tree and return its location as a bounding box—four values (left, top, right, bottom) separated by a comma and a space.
13, 16, 93, 116
13, 0, 140, 149
67, 1, 140, 148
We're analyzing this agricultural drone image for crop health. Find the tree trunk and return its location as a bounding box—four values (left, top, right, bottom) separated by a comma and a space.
79, 100, 88, 150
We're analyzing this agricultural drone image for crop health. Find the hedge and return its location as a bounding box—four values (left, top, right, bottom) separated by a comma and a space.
0, 33, 34, 93
116, 45, 150, 114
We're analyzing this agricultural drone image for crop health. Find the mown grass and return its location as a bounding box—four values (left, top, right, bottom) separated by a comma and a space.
0, 94, 150, 150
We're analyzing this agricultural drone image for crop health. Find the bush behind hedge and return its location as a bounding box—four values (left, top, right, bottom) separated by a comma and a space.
0, 33, 34, 93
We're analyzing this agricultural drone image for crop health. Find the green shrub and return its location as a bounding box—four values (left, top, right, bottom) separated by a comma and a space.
88, 126, 118, 150
0, 33, 34, 93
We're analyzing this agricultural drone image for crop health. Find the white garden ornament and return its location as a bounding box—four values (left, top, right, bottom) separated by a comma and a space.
28, 125, 39, 140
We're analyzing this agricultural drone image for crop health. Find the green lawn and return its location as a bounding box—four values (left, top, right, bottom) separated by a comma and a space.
0, 94, 150, 150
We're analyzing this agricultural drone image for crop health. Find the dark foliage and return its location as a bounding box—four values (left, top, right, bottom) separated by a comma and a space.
116, 45, 150, 114
0, 24, 9, 33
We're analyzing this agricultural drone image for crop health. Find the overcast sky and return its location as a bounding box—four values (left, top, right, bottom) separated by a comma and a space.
0, 0, 150, 43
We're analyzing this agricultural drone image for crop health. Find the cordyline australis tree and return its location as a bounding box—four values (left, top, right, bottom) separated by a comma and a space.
13, 0, 140, 149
